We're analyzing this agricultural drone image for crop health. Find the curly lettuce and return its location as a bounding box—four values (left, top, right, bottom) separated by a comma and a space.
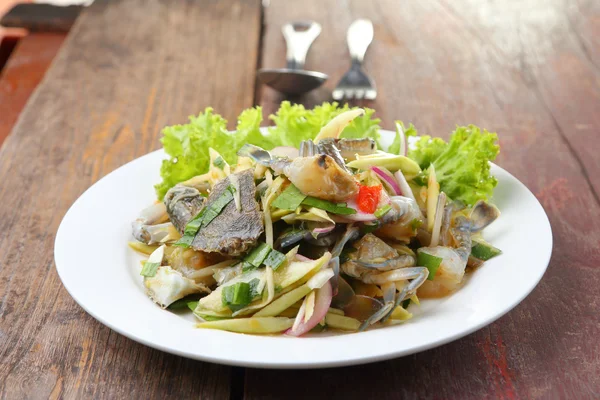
409, 125, 500, 205
155, 102, 380, 199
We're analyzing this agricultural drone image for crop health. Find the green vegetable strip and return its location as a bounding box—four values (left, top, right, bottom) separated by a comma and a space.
175, 185, 235, 247
245, 243, 272, 267
213, 156, 226, 169
140, 262, 160, 277
417, 252, 444, 281
271, 185, 306, 211
301, 197, 356, 215
247, 278, 263, 298
140, 245, 165, 277
222, 282, 252, 312
471, 240, 502, 261
263, 249, 286, 270
187, 301, 199, 311
374, 204, 392, 218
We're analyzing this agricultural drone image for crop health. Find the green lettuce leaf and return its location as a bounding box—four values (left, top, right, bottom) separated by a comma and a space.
268, 101, 381, 147
155, 102, 380, 199
409, 125, 499, 205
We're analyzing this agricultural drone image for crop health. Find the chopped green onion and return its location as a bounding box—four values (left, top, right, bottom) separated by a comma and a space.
241, 261, 256, 272
272, 184, 357, 215
248, 278, 263, 298
417, 251, 443, 281
471, 240, 502, 261
412, 173, 428, 186
374, 204, 392, 218
187, 301, 199, 311
410, 218, 423, 231
271, 184, 306, 211
244, 242, 272, 268
168, 294, 202, 310
140, 245, 165, 277
222, 281, 253, 312
213, 156, 226, 169
140, 261, 160, 277
401, 299, 411, 309
301, 197, 356, 215
175, 185, 235, 247
360, 222, 380, 235
263, 249, 286, 270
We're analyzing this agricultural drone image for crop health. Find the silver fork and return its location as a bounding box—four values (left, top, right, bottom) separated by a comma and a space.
332, 19, 377, 101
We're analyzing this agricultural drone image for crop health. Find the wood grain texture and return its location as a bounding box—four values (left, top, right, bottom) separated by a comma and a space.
0, 33, 65, 146
0, 0, 261, 398
248, 0, 600, 399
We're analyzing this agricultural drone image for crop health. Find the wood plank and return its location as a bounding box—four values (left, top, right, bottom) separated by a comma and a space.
0, 33, 66, 146
248, 0, 600, 398
0, 0, 261, 398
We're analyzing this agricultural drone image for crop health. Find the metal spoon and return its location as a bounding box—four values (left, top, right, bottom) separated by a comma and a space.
258, 21, 328, 95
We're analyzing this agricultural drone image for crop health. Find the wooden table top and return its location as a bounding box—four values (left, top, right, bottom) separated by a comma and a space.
0, 0, 599, 398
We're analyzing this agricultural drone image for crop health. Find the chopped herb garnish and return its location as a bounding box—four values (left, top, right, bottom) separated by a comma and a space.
140, 261, 160, 277
471, 240, 502, 260
301, 197, 356, 215
175, 185, 235, 247
244, 242, 272, 267
417, 251, 443, 281
374, 204, 392, 218
213, 156, 226, 169
410, 218, 423, 231
248, 278, 263, 298
412, 173, 428, 186
241, 261, 256, 272
272, 184, 357, 215
263, 249, 286, 270
271, 184, 306, 210
222, 281, 253, 312
168, 294, 202, 310
360, 222, 380, 235
140, 245, 165, 277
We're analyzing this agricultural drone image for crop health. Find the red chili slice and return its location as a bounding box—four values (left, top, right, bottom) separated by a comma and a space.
357, 185, 382, 214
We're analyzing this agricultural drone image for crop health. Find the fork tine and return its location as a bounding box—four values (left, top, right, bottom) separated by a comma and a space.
365, 89, 377, 100
332, 89, 344, 101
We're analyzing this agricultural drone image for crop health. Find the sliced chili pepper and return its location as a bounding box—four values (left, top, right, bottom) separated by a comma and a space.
357, 184, 382, 214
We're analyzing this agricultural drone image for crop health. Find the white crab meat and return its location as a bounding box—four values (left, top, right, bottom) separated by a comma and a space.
144, 266, 210, 308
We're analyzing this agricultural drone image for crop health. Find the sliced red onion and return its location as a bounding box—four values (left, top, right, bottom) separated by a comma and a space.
271, 146, 299, 159
286, 282, 333, 336
295, 254, 312, 262
371, 166, 402, 195
394, 170, 416, 203
312, 225, 335, 235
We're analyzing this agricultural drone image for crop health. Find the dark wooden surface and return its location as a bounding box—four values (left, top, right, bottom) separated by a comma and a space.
0, 0, 261, 398
0, 4, 81, 32
0, 0, 599, 398
0, 33, 65, 145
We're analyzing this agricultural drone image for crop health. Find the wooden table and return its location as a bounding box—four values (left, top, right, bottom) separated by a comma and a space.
1, 0, 599, 398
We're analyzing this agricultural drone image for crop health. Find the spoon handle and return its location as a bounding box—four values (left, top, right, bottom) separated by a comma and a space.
282, 21, 321, 70
347, 19, 373, 65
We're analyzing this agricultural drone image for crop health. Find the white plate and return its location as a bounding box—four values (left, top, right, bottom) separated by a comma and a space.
55, 130, 552, 369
